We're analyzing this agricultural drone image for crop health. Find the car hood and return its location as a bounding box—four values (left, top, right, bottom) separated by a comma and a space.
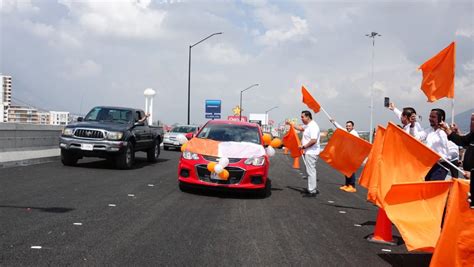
68, 121, 131, 132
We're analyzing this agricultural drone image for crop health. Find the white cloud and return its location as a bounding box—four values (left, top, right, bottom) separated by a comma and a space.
62, 59, 102, 79
456, 28, 473, 39
204, 43, 250, 65
1, 0, 39, 14
258, 16, 310, 46
58, 0, 167, 39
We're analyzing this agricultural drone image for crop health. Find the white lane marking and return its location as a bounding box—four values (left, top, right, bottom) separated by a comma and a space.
338, 211, 347, 214
381, 249, 392, 252
31, 246, 42, 249
108, 204, 116, 207
128, 194, 135, 197
73, 223, 82, 226
147, 184, 154, 187
354, 224, 362, 227
328, 201, 335, 203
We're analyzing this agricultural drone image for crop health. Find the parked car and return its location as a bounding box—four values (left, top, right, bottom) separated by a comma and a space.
178, 120, 271, 197
163, 125, 199, 150
59, 106, 163, 169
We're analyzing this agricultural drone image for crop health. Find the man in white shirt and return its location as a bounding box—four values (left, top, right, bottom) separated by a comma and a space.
419, 108, 450, 181
288, 110, 321, 197
387, 103, 423, 137
329, 119, 360, 193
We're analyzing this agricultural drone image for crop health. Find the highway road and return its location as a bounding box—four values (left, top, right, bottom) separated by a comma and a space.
0, 150, 430, 266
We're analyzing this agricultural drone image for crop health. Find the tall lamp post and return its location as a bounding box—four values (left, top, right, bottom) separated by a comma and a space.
365, 31, 381, 143
239, 83, 259, 121
265, 106, 278, 132
187, 32, 222, 125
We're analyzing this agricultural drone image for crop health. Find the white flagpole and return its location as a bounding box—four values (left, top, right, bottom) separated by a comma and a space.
451, 98, 455, 125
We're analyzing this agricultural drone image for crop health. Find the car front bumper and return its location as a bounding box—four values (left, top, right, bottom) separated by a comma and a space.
59, 136, 127, 155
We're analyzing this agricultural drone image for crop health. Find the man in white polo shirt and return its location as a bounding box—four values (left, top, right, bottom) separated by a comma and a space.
288, 110, 321, 197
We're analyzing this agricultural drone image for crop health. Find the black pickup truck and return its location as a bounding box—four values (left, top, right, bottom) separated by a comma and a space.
59, 106, 163, 169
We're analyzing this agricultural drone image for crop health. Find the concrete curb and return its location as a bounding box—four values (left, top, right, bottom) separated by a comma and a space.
0, 148, 60, 168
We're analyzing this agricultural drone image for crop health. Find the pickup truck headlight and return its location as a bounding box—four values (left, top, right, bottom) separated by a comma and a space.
182, 151, 199, 160
106, 131, 123, 140
244, 156, 265, 166
62, 128, 74, 136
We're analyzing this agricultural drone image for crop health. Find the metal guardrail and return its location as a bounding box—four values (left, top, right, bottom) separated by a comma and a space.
0, 123, 63, 151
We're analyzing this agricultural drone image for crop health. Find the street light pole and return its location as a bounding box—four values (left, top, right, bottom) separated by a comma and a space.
365, 32, 381, 143
265, 106, 278, 131
239, 83, 259, 121
187, 32, 222, 125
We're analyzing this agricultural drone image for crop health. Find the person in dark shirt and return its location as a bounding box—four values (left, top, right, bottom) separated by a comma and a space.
440, 113, 473, 179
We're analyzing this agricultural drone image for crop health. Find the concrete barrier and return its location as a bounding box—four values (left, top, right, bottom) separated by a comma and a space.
0, 123, 63, 152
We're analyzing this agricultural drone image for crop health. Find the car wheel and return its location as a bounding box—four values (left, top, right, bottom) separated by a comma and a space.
257, 179, 271, 198
61, 149, 78, 166
116, 142, 134, 169
147, 139, 160, 162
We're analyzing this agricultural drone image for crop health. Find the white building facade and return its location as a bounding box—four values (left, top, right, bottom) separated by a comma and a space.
1, 75, 12, 122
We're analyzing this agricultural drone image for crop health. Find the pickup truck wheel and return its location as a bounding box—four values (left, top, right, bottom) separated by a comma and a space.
147, 140, 160, 162
116, 142, 134, 169
61, 150, 78, 166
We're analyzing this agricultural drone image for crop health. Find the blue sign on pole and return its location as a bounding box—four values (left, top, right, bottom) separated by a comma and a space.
205, 100, 221, 114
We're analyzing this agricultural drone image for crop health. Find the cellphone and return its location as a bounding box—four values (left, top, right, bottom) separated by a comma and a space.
384, 97, 390, 107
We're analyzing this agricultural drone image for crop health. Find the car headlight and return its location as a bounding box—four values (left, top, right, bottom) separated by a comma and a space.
62, 128, 74, 136
244, 156, 265, 166
106, 131, 123, 140
182, 151, 199, 160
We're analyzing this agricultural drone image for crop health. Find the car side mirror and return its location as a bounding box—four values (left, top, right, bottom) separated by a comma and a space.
77, 117, 83, 122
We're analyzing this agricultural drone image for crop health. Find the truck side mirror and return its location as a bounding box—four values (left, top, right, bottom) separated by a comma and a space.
77, 117, 83, 122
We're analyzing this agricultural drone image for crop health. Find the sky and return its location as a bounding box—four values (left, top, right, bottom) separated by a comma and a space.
1, 0, 473, 130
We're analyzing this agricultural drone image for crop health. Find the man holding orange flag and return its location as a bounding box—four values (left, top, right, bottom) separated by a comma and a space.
286, 110, 321, 197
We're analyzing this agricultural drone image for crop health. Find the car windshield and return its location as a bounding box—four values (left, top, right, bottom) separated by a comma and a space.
197, 124, 261, 144
84, 107, 132, 124
171, 126, 196, 133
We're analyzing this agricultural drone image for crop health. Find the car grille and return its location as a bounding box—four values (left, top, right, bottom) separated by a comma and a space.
202, 155, 241, 163
74, 129, 104, 139
195, 165, 245, 185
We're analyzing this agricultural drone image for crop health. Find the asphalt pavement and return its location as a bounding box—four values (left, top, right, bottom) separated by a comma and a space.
0, 149, 431, 266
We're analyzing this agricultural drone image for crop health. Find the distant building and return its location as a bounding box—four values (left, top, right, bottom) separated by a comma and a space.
1, 75, 12, 122
49, 111, 69, 125
7, 105, 41, 124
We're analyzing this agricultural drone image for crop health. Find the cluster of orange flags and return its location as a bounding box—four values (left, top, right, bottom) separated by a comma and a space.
419, 42, 455, 102
356, 122, 473, 265
319, 129, 372, 177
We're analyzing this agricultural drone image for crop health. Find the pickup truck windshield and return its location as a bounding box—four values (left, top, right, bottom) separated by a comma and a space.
171, 126, 197, 133
84, 107, 132, 124
197, 124, 261, 144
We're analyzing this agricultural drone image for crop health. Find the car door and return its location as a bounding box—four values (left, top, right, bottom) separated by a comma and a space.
132, 111, 146, 150
139, 111, 154, 148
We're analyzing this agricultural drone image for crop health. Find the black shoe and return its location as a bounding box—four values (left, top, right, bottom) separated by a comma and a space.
302, 192, 318, 198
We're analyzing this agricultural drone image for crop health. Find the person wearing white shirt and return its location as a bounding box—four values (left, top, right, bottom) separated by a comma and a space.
287, 110, 321, 197
419, 109, 450, 181
387, 103, 423, 138
330, 119, 360, 193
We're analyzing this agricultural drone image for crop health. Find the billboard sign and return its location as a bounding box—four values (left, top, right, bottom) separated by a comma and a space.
205, 99, 221, 114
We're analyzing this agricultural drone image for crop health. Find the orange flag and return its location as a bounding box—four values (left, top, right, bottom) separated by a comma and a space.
301, 86, 321, 113
282, 126, 302, 158
319, 128, 372, 177
430, 179, 474, 266
185, 138, 220, 157
376, 122, 441, 208
358, 126, 386, 206
384, 181, 452, 252
419, 42, 455, 102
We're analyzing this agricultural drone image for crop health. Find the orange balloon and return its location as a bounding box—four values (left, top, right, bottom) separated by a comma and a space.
207, 162, 217, 172
270, 138, 282, 148
219, 169, 229, 180
180, 143, 187, 152
262, 133, 272, 145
